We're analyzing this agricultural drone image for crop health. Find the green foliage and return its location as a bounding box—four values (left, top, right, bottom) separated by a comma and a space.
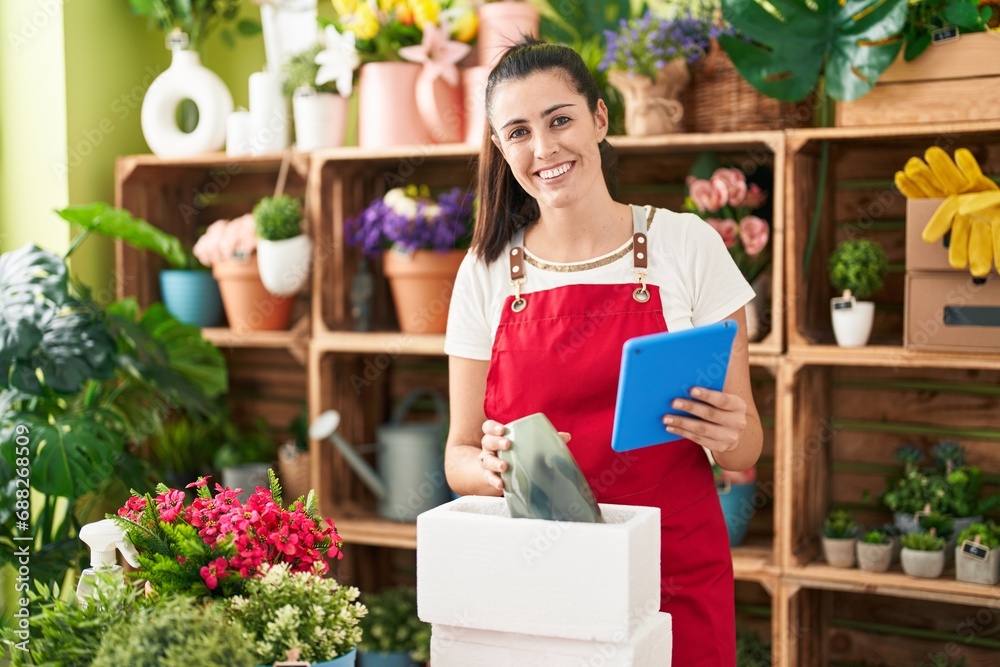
227, 563, 366, 665
92, 594, 253, 667
918, 511, 954, 539
828, 238, 888, 299
903, 0, 992, 61
901, 531, 945, 551
253, 195, 303, 242
283, 44, 340, 97
125, 0, 246, 51
882, 443, 999, 518
720, 0, 908, 102
957, 522, 1000, 549
1, 574, 147, 667
59, 202, 193, 270
212, 415, 277, 470
861, 529, 889, 545
735, 626, 771, 666
823, 510, 860, 539
359, 586, 431, 661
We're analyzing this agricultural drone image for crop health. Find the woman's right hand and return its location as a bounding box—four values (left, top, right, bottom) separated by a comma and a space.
478, 420, 572, 492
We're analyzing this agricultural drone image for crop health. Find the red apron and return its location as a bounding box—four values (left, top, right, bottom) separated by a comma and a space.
483, 212, 736, 666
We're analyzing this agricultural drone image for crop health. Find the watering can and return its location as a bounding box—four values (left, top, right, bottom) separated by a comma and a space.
309, 389, 451, 522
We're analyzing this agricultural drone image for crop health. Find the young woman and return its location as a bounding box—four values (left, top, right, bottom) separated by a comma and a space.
443, 39, 763, 666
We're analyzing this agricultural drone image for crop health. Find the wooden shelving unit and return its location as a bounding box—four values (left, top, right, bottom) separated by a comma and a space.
114, 121, 1000, 666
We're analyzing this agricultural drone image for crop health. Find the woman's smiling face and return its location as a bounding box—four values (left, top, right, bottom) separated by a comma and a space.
489, 69, 610, 211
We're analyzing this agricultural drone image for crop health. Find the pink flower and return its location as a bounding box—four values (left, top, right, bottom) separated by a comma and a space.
744, 183, 768, 210
155, 489, 186, 523
689, 178, 728, 213
186, 477, 210, 489
739, 216, 770, 257
200, 557, 229, 591
117, 496, 147, 521
705, 218, 738, 249
710, 168, 748, 207
191, 215, 258, 267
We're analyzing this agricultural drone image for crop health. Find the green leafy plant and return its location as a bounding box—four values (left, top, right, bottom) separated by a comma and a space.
918, 511, 954, 539
125, 0, 260, 51
283, 44, 340, 97
862, 529, 890, 545
253, 194, 304, 242
92, 594, 253, 667
882, 443, 1000, 518
900, 531, 946, 551
212, 415, 277, 470
735, 626, 771, 666
359, 586, 432, 661
957, 522, 1000, 549
227, 562, 366, 665
828, 238, 889, 299
903, 0, 993, 61
720, 0, 908, 102
823, 510, 860, 539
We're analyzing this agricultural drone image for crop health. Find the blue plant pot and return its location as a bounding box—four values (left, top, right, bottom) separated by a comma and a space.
259, 648, 358, 667
159, 269, 223, 327
358, 650, 416, 667
717, 481, 758, 547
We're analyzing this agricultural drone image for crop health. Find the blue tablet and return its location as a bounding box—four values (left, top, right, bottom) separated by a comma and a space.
610, 320, 738, 453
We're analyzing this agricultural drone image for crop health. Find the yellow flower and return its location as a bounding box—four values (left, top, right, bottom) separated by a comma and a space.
343, 2, 380, 40
411, 0, 441, 29
452, 11, 478, 43
378, 0, 405, 12
332, 0, 360, 16
396, 3, 415, 25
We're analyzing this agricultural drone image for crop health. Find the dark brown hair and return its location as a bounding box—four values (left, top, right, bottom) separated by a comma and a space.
472, 39, 619, 264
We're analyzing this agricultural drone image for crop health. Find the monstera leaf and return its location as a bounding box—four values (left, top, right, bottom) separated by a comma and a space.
58, 202, 191, 269
720, 0, 908, 102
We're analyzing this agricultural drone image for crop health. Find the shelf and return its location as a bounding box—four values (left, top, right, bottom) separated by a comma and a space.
732, 543, 779, 587
202, 327, 300, 349
784, 561, 1000, 607
334, 516, 417, 550
786, 119, 1000, 146
786, 344, 1000, 370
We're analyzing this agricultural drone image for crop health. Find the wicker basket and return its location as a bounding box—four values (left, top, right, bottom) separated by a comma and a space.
277, 442, 312, 501
681, 40, 814, 133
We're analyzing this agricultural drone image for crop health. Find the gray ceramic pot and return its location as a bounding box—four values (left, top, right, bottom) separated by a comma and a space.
901, 548, 945, 578
856, 541, 893, 573
955, 546, 1000, 585
822, 536, 858, 568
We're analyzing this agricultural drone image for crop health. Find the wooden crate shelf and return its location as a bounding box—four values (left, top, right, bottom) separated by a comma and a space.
787, 345, 1000, 371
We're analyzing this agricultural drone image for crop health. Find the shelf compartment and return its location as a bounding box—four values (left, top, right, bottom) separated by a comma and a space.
784, 122, 1000, 352
788, 344, 1000, 371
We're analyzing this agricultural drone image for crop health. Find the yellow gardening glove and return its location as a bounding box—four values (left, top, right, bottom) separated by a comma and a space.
925, 192, 1000, 277
897, 148, 998, 199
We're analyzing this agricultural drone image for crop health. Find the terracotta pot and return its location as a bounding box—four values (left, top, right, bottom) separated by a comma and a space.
607, 61, 690, 136
462, 65, 491, 145
212, 257, 295, 332
821, 536, 857, 568
382, 248, 466, 333
477, 1, 540, 70
358, 62, 433, 148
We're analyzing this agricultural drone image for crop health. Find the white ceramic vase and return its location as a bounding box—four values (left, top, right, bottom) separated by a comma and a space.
822, 536, 858, 568
141, 34, 233, 158
856, 541, 893, 573
292, 89, 349, 151
900, 548, 945, 578
831, 299, 875, 347
257, 234, 313, 296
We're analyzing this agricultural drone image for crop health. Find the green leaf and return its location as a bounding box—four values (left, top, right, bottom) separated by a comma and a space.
903, 31, 932, 61
0, 245, 67, 374
944, 1, 982, 28
720, 0, 908, 102
57, 203, 189, 269
127, 0, 158, 17
219, 28, 235, 49
24, 412, 121, 498
237, 18, 262, 36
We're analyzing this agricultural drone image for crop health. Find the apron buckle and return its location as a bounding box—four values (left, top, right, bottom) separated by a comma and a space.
632, 268, 649, 303
511, 278, 527, 312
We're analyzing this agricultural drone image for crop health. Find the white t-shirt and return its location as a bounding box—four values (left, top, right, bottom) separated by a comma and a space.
444, 205, 756, 360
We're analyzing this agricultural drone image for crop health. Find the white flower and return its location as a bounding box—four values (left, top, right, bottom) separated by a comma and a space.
315, 25, 360, 96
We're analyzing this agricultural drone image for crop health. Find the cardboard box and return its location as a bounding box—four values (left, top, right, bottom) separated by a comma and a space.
417, 496, 660, 643
429, 613, 672, 667
906, 198, 952, 272
905, 272, 1000, 352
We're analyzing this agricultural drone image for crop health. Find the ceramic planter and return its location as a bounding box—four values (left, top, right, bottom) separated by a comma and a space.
900, 548, 945, 578
259, 647, 357, 667
477, 1, 540, 70
822, 536, 858, 568
358, 62, 432, 149
382, 248, 465, 333
292, 89, 349, 152
955, 544, 1000, 585
213, 257, 295, 332
358, 650, 416, 667
893, 511, 921, 535
716, 480, 757, 547
831, 299, 875, 347
856, 541, 893, 573
607, 61, 690, 136
222, 463, 271, 503
257, 234, 312, 296
159, 269, 223, 327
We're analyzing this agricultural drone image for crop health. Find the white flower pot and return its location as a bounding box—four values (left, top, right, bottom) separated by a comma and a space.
257, 235, 312, 296
822, 536, 858, 568
856, 541, 893, 573
293, 90, 349, 152
831, 298, 875, 347
955, 545, 1000, 585
900, 547, 945, 578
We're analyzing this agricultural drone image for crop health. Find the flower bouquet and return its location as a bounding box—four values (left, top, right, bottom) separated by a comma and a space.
112, 470, 343, 597
347, 185, 474, 333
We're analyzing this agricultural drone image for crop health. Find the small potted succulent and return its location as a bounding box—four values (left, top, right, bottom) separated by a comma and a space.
827, 238, 888, 347
358, 587, 431, 667
918, 511, 955, 565
900, 531, 946, 579
822, 509, 860, 568
856, 529, 893, 573
954, 523, 1000, 585
253, 194, 312, 297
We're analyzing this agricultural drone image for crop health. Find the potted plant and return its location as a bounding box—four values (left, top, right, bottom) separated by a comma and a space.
215, 416, 278, 504
254, 194, 313, 296
278, 404, 313, 503
346, 185, 475, 333
194, 214, 296, 331
856, 529, 894, 573
713, 458, 759, 548
600, 10, 707, 135
284, 26, 357, 152
919, 511, 956, 565
954, 523, 1000, 585
477, 0, 540, 70
900, 531, 946, 578
227, 563, 367, 667
57, 202, 224, 327
735, 626, 771, 667
821, 509, 860, 568
827, 238, 888, 347
358, 587, 431, 667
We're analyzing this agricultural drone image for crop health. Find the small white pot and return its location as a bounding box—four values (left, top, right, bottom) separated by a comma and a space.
955, 545, 1000, 585
831, 298, 875, 347
900, 547, 945, 578
292, 90, 349, 152
257, 234, 312, 296
856, 541, 893, 573
822, 536, 858, 568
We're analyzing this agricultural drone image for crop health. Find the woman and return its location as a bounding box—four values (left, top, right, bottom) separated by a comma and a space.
443, 39, 762, 666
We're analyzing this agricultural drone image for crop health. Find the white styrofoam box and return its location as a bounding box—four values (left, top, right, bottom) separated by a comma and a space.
417, 496, 660, 642
430, 612, 672, 667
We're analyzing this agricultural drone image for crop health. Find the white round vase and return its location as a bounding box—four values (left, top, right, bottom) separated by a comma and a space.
257, 235, 313, 296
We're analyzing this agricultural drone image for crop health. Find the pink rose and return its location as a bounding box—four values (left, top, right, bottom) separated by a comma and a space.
744, 183, 768, 210
689, 178, 728, 213
739, 216, 770, 256
705, 218, 738, 249
710, 168, 748, 208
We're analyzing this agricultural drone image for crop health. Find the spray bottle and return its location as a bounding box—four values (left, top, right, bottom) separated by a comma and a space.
76, 519, 140, 608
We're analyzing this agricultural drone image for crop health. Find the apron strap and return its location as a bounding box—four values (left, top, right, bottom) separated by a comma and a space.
508, 241, 527, 313
632, 206, 653, 303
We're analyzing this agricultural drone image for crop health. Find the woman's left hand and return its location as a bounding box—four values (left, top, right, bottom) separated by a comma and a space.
662, 386, 747, 456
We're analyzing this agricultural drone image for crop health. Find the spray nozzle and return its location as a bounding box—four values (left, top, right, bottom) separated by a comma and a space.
79, 519, 140, 569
